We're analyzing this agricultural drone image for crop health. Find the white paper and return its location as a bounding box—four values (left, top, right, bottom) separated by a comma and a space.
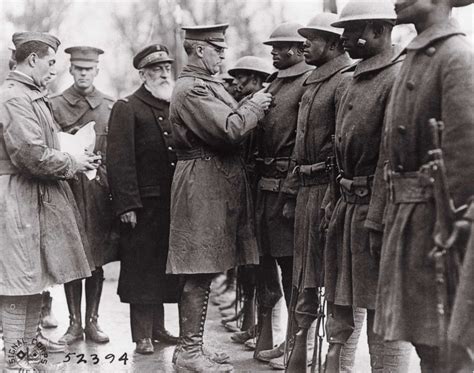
57, 121, 97, 180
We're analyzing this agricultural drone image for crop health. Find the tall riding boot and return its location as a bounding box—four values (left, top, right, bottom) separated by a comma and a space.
286, 328, 308, 372
152, 303, 179, 345
254, 306, 274, 358
85, 268, 109, 343
40, 291, 58, 329
241, 291, 256, 332
174, 274, 233, 372
59, 279, 84, 344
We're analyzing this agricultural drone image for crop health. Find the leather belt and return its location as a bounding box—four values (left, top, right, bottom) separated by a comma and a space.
339, 175, 373, 204
388, 170, 433, 204
293, 161, 329, 187
0, 160, 18, 175
255, 157, 291, 178
257, 177, 282, 192
176, 148, 217, 161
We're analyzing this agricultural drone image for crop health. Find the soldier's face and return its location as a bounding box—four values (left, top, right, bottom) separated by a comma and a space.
32, 47, 56, 88
70, 65, 98, 90
201, 44, 225, 75
303, 32, 335, 66
270, 42, 298, 70
394, 0, 433, 25
233, 73, 260, 100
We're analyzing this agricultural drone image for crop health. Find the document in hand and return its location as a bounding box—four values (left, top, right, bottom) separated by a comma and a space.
57, 121, 97, 180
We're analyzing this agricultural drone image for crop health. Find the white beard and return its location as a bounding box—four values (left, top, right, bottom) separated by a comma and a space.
145, 80, 175, 102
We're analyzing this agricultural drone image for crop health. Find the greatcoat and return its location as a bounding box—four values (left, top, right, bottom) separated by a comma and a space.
370, 19, 474, 346
256, 60, 313, 258
50, 85, 119, 267
0, 71, 94, 295
166, 65, 264, 274
107, 84, 180, 304
325, 46, 404, 310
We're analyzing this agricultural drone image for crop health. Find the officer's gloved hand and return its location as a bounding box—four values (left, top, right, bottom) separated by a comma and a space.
369, 229, 383, 262
250, 89, 272, 111
120, 210, 137, 229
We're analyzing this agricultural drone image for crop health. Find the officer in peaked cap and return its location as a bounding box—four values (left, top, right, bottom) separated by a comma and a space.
166, 22, 272, 372
50, 46, 118, 346
107, 44, 182, 354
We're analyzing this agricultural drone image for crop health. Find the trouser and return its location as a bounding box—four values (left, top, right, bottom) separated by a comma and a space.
256, 255, 293, 309
326, 304, 412, 372
414, 343, 474, 373
294, 287, 319, 329
130, 303, 165, 342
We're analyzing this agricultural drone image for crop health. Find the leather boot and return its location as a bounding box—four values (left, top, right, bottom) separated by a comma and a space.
36, 329, 66, 353
254, 306, 274, 358
152, 303, 179, 345
257, 341, 285, 362
324, 343, 343, 373
173, 275, 233, 372
40, 291, 58, 329
59, 280, 84, 344
241, 293, 256, 332
286, 328, 308, 373
85, 268, 109, 343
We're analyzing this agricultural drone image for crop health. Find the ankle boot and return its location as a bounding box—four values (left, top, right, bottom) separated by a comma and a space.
324, 343, 343, 373
254, 306, 274, 358
286, 328, 308, 373
152, 303, 179, 345
59, 280, 84, 344
85, 268, 109, 343
174, 275, 233, 372
36, 330, 66, 353
40, 291, 58, 329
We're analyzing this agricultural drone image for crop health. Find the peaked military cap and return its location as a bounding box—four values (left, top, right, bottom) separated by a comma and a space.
182, 23, 229, 48
65, 46, 104, 68
133, 44, 174, 69
12, 31, 60, 52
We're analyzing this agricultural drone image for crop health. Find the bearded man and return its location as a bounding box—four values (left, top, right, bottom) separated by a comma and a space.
107, 44, 182, 354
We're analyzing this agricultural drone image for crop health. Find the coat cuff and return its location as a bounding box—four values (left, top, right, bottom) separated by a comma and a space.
365, 218, 383, 232
243, 99, 266, 121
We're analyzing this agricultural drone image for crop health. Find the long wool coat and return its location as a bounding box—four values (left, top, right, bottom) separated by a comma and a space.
0, 71, 94, 295
325, 46, 404, 310
107, 85, 180, 304
50, 85, 119, 267
166, 65, 264, 274
293, 54, 352, 290
256, 60, 313, 258
371, 19, 474, 346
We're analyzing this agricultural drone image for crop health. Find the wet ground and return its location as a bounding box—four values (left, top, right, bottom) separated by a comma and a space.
1, 262, 421, 372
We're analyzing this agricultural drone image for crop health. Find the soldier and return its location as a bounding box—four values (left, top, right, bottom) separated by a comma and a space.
369, 0, 474, 371
229, 56, 272, 101
323, 1, 413, 371
107, 44, 182, 354
0, 31, 100, 372
50, 46, 118, 345
166, 24, 272, 372
253, 22, 313, 366
285, 13, 353, 371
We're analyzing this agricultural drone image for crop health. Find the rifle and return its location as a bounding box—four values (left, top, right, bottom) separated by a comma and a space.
422, 118, 469, 370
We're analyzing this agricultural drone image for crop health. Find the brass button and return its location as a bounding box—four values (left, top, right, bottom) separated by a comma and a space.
406, 81, 415, 90
171, 162, 176, 167
167, 146, 173, 151
397, 125, 406, 134
425, 47, 436, 56
397, 165, 404, 172
158, 116, 164, 121
348, 103, 353, 110
163, 131, 169, 136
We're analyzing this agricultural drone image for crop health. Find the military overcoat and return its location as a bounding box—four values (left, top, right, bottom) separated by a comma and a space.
293, 54, 352, 289
0, 72, 94, 295
50, 85, 119, 267
107, 84, 180, 304
256, 60, 313, 258
166, 65, 264, 274
371, 19, 474, 346
325, 46, 404, 309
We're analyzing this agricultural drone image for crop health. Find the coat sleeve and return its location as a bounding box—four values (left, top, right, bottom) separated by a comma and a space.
176, 84, 265, 148
106, 100, 142, 217
441, 43, 474, 208
2, 97, 78, 179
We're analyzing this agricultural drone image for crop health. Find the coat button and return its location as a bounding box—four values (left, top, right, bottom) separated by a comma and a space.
348, 103, 353, 110
397, 125, 406, 134
163, 131, 169, 136
397, 165, 404, 172
168, 146, 173, 151
425, 47, 436, 56
158, 116, 164, 121
171, 162, 176, 167
406, 81, 415, 90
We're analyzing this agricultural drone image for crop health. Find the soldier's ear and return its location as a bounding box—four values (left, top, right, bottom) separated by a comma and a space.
195, 44, 205, 58
94, 67, 99, 77
69, 65, 73, 75
138, 69, 146, 83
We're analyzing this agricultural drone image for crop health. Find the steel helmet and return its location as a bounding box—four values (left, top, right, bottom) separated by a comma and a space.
263, 22, 306, 45
332, 0, 396, 28
228, 56, 273, 78
452, 0, 473, 6
298, 13, 343, 38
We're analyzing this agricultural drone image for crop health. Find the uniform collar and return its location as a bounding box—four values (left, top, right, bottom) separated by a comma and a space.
405, 18, 464, 51
179, 64, 222, 83
5, 71, 47, 100
134, 84, 168, 110
304, 54, 352, 85
62, 85, 103, 109
348, 44, 405, 78
275, 60, 313, 79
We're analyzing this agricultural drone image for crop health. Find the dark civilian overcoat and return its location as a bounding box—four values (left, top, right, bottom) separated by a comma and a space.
50, 86, 119, 267
293, 54, 352, 289
325, 46, 404, 310
166, 65, 265, 274
107, 84, 180, 304
371, 19, 474, 346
